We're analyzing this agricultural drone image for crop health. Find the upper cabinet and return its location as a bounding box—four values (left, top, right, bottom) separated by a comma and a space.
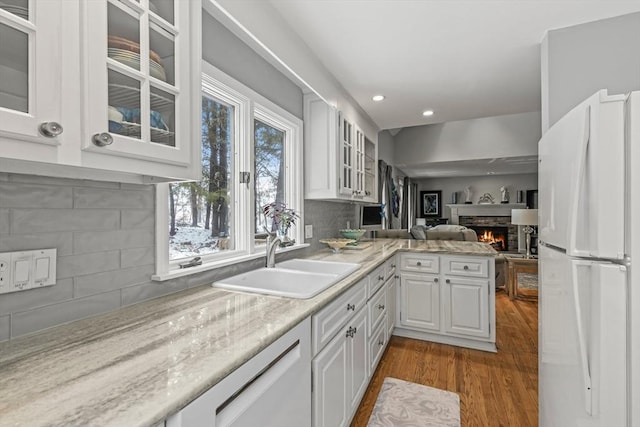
304, 93, 378, 203
0, 0, 201, 183
0, 1, 63, 145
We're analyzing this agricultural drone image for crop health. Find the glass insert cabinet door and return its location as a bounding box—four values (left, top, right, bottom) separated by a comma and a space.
0, 0, 63, 141
82, 0, 192, 166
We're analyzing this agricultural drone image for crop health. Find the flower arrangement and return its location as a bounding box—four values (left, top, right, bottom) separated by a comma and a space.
262, 201, 299, 236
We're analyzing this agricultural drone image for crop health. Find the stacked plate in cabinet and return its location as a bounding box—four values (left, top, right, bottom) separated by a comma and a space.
107, 36, 167, 82
0, 2, 28, 20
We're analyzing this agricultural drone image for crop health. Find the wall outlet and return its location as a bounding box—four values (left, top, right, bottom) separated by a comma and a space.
0, 249, 56, 295
0, 252, 11, 294
304, 225, 313, 239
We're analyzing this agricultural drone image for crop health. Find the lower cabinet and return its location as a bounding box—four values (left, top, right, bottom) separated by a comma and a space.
166, 318, 311, 427
396, 253, 496, 352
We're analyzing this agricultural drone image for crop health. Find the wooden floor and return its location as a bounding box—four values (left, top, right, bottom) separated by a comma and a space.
351, 289, 538, 427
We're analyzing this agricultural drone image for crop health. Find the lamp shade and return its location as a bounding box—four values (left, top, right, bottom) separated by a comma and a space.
511, 209, 538, 226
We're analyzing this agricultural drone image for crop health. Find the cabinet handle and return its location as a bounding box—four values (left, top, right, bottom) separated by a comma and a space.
391, 264, 396, 268
394, 275, 399, 279
434, 278, 439, 283
347, 303, 355, 311
346, 326, 357, 338
446, 279, 451, 284
39, 122, 63, 138
377, 304, 385, 310
378, 275, 384, 281
416, 261, 422, 266
463, 265, 469, 270
92, 132, 114, 147
378, 339, 384, 346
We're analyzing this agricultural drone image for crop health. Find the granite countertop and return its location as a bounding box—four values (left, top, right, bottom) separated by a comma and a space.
0, 239, 495, 426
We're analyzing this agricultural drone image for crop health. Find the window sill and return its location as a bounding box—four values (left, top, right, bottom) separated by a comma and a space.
151, 243, 310, 282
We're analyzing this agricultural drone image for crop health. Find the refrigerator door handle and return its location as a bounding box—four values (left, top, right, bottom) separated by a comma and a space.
568, 107, 591, 258
571, 260, 592, 416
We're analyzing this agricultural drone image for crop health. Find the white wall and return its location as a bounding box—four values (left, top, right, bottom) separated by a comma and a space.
415, 173, 538, 220
377, 130, 394, 165
207, 0, 379, 140
393, 112, 540, 167
541, 12, 640, 131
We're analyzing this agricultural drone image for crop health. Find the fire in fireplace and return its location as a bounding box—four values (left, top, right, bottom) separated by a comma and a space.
469, 226, 509, 251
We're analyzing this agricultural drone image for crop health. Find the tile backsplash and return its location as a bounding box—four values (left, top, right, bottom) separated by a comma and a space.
0, 173, 358, 341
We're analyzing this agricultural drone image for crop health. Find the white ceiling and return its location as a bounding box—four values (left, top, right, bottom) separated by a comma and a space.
398, 155, 539, 178
268, 0, 640, 131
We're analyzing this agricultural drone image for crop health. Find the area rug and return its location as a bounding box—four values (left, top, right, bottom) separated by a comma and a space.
367, 377, 461, 427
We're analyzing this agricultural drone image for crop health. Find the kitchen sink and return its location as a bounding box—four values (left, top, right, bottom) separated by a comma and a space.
213, 259, 361, 299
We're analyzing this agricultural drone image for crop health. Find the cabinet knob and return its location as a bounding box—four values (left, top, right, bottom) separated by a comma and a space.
416, 261, 422, 266
378, 339, 384, 346
378, 275, 384, 281
446, 279, 451, 284
39, 122, 63, 138
391, 264, 396, 268
346, 303, 355, 311
92, 132, 114, 147
463, 265, 469, 270
434, 278, 439, 283
377, 304, 385, 310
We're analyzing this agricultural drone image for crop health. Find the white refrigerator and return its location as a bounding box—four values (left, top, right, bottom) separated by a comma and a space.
538, 89, 640, 426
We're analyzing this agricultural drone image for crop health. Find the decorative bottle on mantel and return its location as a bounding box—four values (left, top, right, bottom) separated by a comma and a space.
500, 186, 509, 204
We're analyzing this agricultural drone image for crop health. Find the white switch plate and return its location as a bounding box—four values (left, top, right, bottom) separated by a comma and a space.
304, 225, 313, 239
0, 249, 56, 295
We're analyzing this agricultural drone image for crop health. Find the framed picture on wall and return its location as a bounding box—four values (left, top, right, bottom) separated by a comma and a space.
420, 190, 442, 217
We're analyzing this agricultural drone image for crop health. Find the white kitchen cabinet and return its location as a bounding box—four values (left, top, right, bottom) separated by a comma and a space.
395, 253, 496, 352
385, 277, 396, 337
442, 275, 490, 339
399, 272, 441, 331
0, 0, 65, 159
167, 318, 311, 427
313, 306, 367, 427
303, 93, 377, 202
0, 0, 201, 183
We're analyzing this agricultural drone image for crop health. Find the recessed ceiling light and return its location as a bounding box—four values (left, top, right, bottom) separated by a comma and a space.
422, 110, 434, 117
372, 95, 385, 102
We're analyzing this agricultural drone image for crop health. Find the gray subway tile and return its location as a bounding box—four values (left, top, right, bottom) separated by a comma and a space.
121, 279, 188, 306
0, 315, 9, 341
0, 173, 8, 182
121, 210, 154, 229
11, 291, 121, 338
11, 209, 120, 233
0, 183, 73, 209
0, 209, 8, 234
74, 188, 153, 209
0, 279, 73, 314
121, 247, 154, 269
74, 229, 154, 254
57, 251, 121, 279
9, 174, 120, 189
74, 265, 155, 298
0, 232, 73, 255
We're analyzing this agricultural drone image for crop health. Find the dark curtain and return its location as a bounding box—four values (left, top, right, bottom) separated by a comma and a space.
401, 177, 409, 229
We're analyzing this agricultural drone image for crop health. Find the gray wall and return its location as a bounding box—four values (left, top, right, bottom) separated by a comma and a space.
542, 12, 640, 131
416, 173, 538, 220
202, 12, 303, 119
393, 112, 540, 167
0, 13, 329, 341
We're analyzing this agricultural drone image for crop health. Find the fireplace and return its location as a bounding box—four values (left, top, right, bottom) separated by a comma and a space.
458, 215, 519, 252
468, 226, 509, 251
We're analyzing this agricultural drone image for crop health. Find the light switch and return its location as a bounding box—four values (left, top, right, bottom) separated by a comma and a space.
35, 257, 50, 281
14, 259, 30, 284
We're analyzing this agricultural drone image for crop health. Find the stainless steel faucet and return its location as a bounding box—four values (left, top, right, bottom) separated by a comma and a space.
265, 234, 282, 268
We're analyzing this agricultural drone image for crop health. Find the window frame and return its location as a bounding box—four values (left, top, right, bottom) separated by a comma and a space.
153, 62, 305, 281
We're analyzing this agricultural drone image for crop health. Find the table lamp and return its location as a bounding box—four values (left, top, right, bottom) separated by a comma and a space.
511, 208, 538, 258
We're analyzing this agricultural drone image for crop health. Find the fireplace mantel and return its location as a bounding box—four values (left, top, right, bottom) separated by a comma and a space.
447, 203, 526, 224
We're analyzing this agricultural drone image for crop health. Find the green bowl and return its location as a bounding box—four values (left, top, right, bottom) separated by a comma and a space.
339, 229, 366, 241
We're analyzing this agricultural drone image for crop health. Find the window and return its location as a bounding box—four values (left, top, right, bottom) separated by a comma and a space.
154, 63, 303, 279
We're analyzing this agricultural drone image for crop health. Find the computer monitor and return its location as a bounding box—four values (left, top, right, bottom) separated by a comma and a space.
360, 204, 383, 231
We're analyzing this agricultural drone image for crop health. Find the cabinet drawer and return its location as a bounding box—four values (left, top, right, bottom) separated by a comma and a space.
368, 263, 386, 297
442, 256, 489, 278
367, 286, 387, 337
312, 279, 367, 356
384, 258, 397, 281
399, 253, 439, 274
369, 321, 387, 372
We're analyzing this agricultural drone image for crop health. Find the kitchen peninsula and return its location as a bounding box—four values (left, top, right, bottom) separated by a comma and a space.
0, 239, 496, 427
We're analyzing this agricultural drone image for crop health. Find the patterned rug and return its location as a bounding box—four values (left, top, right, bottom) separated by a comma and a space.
367, 377, 461, 427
